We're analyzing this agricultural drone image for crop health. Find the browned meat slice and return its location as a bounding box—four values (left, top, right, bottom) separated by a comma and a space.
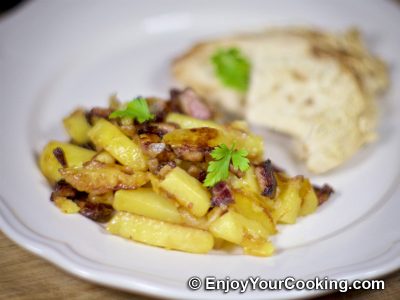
170, 88, 212, 120
211, 181, 234, 207
255, 159, 278, 198
313, 184, 334, 205
53, 147, 67, 167
78, 201, 114, 223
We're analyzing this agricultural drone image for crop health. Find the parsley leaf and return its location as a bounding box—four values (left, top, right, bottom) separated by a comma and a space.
109, 97, 154, 123
211, 48, 250, 92
231, 148, 250, 171
203, 144, 250, 187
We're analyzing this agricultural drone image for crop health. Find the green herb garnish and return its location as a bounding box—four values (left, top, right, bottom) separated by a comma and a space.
211, 47, 250, 92
109, 97, 154, 123
203, 143, 250, 187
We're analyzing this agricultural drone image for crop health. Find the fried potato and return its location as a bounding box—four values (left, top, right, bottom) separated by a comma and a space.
39, 141, 96, 184
233, 191, 276, 235
209, 211, 244, 244
113, 188, 182, 224
230, 166, 260, 194
63, 109, 92, 144
241, 237, 275, 257
299, 178, 319, 216
163, 118, 263, 160
209, 210, 268, 245
53, 196, 80, 214
59, 161, 149, 194
162, 127, 219, 148
160, 167, 211, 217
107, 212, 214, 254
166, 112, 222, 130
273, 177, 303, 224
88, 119, 147, 171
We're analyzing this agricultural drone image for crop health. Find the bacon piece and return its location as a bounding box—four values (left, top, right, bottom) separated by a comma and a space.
313, 184, 334, 205
50, 180, 88, 202
51, 180, 76, 201
78, 202, 113, 223
255, 159, 277, 198
53, 147, 67, 167
169, 88, 212, 120
211, 181, 234, 207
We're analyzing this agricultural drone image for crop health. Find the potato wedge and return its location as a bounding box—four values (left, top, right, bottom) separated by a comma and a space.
63, 109, 92, 144
230, 166, 260, 194
209, 211, 244, 244
107, 212, 214, 254
114, 189, 182, 224
159, 167, 211, 217
39, 141, 96, 184
233, 192, 276, 235
163, 127, 219, 148
60, 161, 149, 194
273, 177, 302, 224
299, 178, 319, 216
209, 210, 270, 245
88, 119, 147, 171
166, 113, 222, 130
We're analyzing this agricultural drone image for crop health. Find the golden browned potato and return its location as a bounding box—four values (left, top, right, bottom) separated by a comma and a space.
63, 109, 92, 144
273, 177, 303, 224
107, 212, 214, 254
88, 119, 147, 171
60, 161, 149, 194
39, 141, 96, 184
159, 167, 211, 217
113, 189, 182, 224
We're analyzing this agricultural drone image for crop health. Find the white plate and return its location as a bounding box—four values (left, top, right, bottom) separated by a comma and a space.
1, 0, 400, 299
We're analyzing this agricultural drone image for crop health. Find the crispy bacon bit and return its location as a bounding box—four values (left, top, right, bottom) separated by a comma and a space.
313, 184, 334, 205
255, 159, 278, 198
170, 88, 212, 120
53, 147, 67, 167
86, 107, 112, 125
211, 181, 234, 207
51, 180, 75, 201
78, 202, 113, 223
197, 170, 207, 183
51, 180, 88, 202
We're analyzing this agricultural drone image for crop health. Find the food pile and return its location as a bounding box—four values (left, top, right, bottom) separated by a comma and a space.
39, 88, 333, 256
173, 27, 389, 173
